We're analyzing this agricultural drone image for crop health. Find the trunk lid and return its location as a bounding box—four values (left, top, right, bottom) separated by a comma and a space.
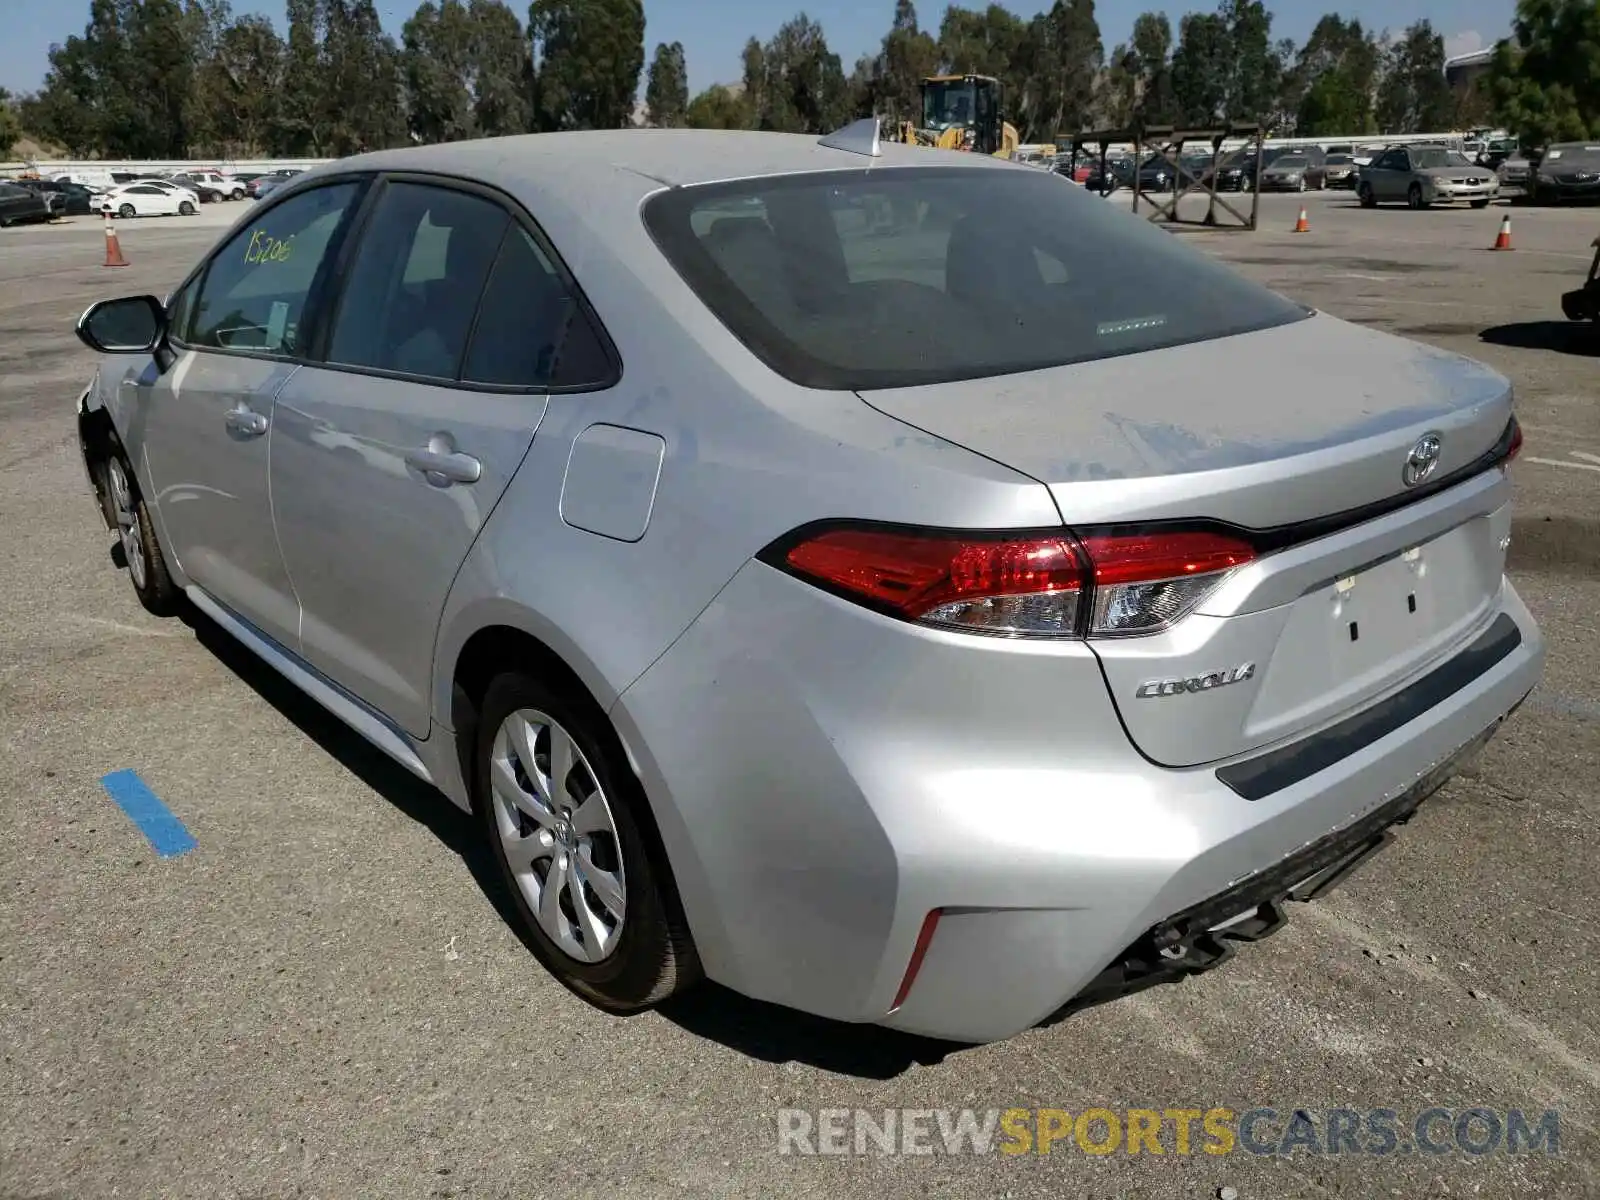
858, 312, 1517, 768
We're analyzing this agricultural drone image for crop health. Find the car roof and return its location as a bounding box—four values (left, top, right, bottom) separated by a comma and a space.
326, 128, 1015, 192
276, 129, 1034, 368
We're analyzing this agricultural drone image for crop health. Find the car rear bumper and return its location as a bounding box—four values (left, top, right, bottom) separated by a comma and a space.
614, 563, 1544, 1044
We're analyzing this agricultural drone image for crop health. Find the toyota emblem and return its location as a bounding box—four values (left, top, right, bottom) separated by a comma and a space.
1403, 432, 1444, 488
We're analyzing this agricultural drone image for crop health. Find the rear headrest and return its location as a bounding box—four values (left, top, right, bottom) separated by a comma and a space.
701, 216, 795, 316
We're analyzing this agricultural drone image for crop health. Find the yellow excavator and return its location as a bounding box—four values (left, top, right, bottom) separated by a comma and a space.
889, 74, 1021, 158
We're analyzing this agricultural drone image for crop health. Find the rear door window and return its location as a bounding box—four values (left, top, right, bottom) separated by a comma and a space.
643, 166, 1308, 390
460, 225, 615, 389
325, 181, 510, 381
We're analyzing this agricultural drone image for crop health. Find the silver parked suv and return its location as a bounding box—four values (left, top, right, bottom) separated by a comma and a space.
73, 126, 1543, 1044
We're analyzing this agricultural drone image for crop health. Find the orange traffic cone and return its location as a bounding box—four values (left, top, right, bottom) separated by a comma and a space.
102, 212, 128, 268
1490, 214, 1513, 251
1292, 205, 1310, 233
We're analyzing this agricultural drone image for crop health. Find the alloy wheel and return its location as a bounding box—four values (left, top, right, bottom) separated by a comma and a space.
107, 458, 146, 591
489, 708, 627, 963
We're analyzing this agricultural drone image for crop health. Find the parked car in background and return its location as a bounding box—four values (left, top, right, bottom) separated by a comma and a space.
0, 181, 54, 227
247, 170, 304, 200
165, 173, 226, 203
126, 178, 202, 208
1323, 153, 1358, 189
1531, 143, 1600, 204
185, 170, 249, 200
1358, 146, 1499, 209
1498, 149, 1533, 198
1084, 156, 1136, 194
19, 179, 98, 215
1259, 152, 1326, 192
69, 128, 1543, 1045
99, 184, 198, 218
1136, 153, 1196, 192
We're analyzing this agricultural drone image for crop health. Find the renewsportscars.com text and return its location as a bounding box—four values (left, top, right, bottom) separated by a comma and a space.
777, 1106, 1561, 1158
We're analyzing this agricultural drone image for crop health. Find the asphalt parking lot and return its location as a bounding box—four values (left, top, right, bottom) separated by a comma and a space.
3, 189, 1598, 1200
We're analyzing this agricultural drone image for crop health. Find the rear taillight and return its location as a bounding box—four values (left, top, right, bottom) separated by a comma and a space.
773, 524, 1254, 640
1503, 418, 1523, 466
1080, 531, 1255, 636
783, 528, 1084, 637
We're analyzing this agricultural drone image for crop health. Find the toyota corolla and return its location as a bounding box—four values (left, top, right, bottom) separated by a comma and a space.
71, 123, 1543, 1044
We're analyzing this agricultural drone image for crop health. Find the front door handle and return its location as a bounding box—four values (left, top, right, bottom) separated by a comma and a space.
224, 404, 268, 437
406, 434, 482, 486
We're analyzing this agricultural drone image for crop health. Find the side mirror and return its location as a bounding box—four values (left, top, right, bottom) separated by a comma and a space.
75, 295, 168, 355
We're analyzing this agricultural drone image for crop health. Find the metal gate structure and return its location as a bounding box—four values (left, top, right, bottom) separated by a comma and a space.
1063, 122, 1266, 231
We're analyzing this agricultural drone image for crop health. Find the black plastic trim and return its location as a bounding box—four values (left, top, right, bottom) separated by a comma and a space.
1216, 611, 1523, 801
1054, 705, 1516, 1020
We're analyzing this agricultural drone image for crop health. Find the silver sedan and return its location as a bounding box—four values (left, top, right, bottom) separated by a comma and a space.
71, 123, 1544, 1043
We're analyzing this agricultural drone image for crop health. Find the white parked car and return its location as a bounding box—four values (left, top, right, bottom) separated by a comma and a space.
185, 170, 248, 200
100, 184, 198, 218
127, 178, 202, 206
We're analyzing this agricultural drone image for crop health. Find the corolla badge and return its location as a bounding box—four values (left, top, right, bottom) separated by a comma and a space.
1403, 431, 1444, 488
1136, 663, 1256, 699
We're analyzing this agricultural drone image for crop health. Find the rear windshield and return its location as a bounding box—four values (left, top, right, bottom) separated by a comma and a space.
641, 166, 1308, 390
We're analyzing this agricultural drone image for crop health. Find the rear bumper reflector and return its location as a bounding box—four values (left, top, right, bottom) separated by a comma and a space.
890, 909, 943, 1012
1216, 611, 1522, 801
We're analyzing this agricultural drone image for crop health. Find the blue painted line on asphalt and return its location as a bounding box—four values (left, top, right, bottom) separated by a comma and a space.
100, 769, 197, 858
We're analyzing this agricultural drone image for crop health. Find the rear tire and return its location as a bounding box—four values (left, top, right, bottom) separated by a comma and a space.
105, 454, 180, 616
474, 671, 701, 1013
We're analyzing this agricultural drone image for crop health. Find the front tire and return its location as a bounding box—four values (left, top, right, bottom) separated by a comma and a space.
1408, 183, 1428, 210
178, 201, 196, 216
1359, 183, 1376, 208
475, 671, 701, 1013
1471, 198, 1491, 209
105, 454, 180, 616
118, 203, 135, 219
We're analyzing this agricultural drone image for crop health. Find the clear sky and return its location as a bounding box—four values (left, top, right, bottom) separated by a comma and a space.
2, 0, 1514, 99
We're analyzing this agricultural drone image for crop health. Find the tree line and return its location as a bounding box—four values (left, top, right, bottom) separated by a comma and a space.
1, 0, 1594, 162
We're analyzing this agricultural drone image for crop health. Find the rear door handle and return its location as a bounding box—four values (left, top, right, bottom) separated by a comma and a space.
406, 435, 481, 486
224, 404, 268, 437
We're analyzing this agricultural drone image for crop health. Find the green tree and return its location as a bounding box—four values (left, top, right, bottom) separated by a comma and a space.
1170, 11, 1230, 124
1016, 0, 1103, 141
1288, 15, 1378, 135
937, 4, 1029, 80
685, 84, 749, 128
1219, 0, 1281, 122
874, 0, 939, 127
319, 0, 406, 154
529, 0, 646, 130
0, 88, 21, 158
199, 14, 285, 155
276, 0, 327, 153
645, 40, 689, 126
1375, 20, 1455, 133
403, 0, 478, 143
468, 0, 532, 135
1488, 0, 1600, 147
1129, 11, 1176, 122
744, 15, 849, 134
